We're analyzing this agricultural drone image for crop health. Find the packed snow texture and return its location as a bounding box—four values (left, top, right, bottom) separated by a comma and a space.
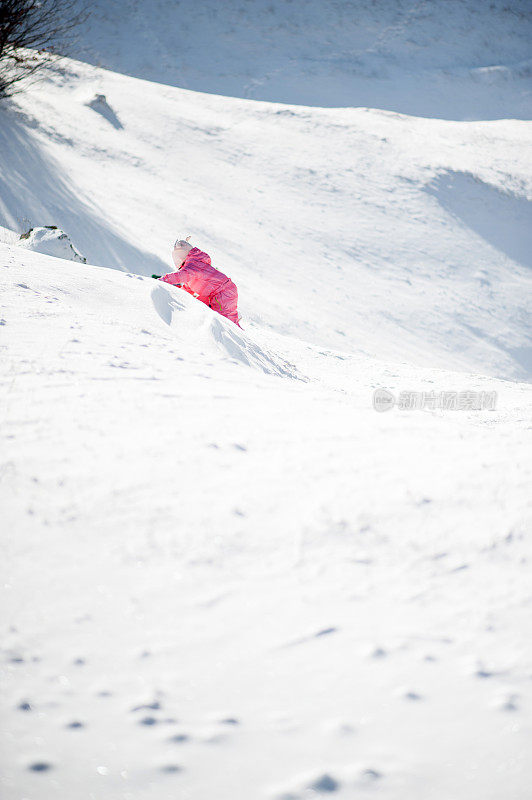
1, 2, 532, 799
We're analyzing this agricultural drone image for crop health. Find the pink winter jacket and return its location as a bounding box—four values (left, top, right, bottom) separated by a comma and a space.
159, 247, 240, 325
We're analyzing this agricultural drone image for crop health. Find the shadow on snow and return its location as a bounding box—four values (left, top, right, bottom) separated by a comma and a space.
0, 105, 168, 276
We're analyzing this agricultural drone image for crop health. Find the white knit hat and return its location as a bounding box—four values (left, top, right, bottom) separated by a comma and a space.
172, 235, 193, 267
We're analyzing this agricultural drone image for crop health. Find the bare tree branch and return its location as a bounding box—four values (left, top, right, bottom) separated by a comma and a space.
0, 0, 89, 96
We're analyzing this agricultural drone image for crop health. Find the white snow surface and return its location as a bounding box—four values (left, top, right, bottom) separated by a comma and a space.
76, 0, 532, 119
1, 3, 532, 799
2, 241, 531, 800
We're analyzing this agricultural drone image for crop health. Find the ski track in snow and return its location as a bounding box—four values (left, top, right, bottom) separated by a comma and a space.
1, 2, 532, 797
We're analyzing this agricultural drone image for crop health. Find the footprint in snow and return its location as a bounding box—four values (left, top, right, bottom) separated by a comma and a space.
160, 763, 182, 773
139, 716, 159, 726
28, 762, 53, 772
476, 669, 493, 679
474, 661, 505, 679
273, 771, 340, 799
315, 627, 337, 638
309, 773, 340, 792
282, 626, 338, 649
200, 729, 230, 744
323, 720, 356, 737
131, 701, 161, 712
359, 768, 382, 783
402, 689, 423, 701
494, 693, 519, 712
168, 733, 190, 744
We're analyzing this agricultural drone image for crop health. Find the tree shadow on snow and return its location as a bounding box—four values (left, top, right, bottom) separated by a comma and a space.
0, 105, 167, 276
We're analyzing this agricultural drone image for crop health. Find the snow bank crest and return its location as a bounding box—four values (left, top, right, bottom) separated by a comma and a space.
17, 227, 86, 263
151, 283, 302, 380
209, 316, 302, 380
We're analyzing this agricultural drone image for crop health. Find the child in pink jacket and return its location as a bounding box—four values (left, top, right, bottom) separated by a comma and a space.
158, 238, 241, 326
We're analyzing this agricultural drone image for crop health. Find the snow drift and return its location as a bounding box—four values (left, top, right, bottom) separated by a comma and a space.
17, 226, 86, 262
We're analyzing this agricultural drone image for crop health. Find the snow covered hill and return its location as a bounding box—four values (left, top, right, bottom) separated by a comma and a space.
1, 2, 532, 798
76, 0, 532, 119
1, 59, 531, 381
2, 241, 531, 800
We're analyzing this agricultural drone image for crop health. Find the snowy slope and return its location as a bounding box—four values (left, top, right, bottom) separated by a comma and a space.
1, 241, 531, 800
1, 2, 532, 798
75, 0, 532, 119
1, 59, 531, 381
